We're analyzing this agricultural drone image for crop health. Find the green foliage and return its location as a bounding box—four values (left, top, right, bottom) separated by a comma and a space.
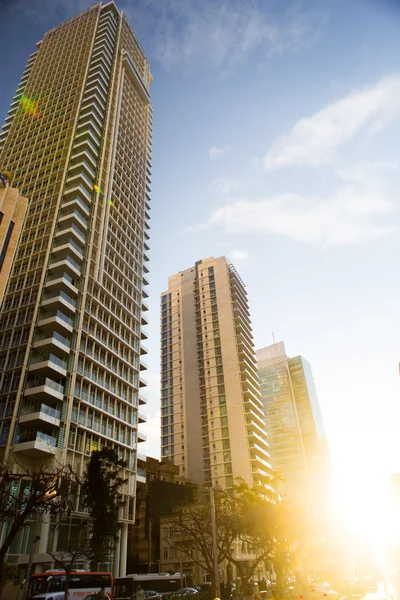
82, 447, 127, 566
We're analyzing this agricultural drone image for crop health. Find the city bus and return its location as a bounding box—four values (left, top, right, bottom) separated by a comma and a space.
28, 570, 113, 599
114, 573, 189, 600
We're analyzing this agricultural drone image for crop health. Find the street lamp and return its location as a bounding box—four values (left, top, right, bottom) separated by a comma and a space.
210, 485, 222, 599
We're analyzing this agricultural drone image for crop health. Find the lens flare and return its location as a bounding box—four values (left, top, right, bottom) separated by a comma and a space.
20, 95, 40, 118
93, 184, 102, 194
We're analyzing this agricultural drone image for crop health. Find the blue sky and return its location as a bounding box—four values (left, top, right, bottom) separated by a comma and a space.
2, 0, 400, 521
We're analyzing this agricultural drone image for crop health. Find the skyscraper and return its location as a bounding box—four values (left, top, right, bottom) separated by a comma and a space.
257, 342, 330, 505
0, 2, 151, 574
160, 256, 273, 492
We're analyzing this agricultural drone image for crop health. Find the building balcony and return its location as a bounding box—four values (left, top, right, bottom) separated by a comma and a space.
29, 353, 68, 378
137, 430, 147, 443
138, 410, 147, 424
69, 147, 97, 170
54, 224, 86, 247
49, 256, 81, 278
52, 239, 84, 263
45, 273, 79, 296
248, 429, 271, 451
250, 453, 273, 474
138, 394, 146, 406
42, 290, 77, 316
241, 376, 261, 400
139, 359, 148, 371
141, 314, 148, 326
25, 378, 64, 404
141, 329, 148, 341
33, 330, 71, 358
140, 343, 148, 356
136, 468, 146, 484
139, 375, 147, 388
19, 403, 61, 429
58, 208, 88, 230
37, 310, 74, 335
142, 300, 149, 312
62, 196, 90, 217
14, 430, 57, 457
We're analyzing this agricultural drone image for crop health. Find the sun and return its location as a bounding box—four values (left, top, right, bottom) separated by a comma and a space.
335, 471, 400, 568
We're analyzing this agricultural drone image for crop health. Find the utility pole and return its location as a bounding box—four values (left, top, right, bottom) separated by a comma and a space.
179, 512, 183, 589
148, 518, 152, 573
22, 529, 40, 600
210, 487, 220, 598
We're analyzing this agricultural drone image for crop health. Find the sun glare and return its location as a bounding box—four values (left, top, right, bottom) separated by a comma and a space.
335, 473, 400, 568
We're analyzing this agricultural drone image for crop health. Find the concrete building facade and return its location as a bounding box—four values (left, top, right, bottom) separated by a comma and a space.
160, 256, 273, 492
0, 183, 28, 305
0, 1, 151, 575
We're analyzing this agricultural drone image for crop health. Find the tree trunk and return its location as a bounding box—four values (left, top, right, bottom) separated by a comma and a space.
274, 563, 284, 600
64, 568, 70, 600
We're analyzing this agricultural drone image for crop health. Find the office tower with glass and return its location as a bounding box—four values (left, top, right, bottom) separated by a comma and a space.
257, 342, 330, 505
0, 1, 151, 574
160, 256, 273, 492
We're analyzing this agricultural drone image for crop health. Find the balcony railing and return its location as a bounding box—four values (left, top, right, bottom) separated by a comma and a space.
31, 352, 67, 370
34, 329, 71, 348
21, 403, 61, 420
16, 430, 57, 447
43, 289, 77, 308
26, 377, 64, 394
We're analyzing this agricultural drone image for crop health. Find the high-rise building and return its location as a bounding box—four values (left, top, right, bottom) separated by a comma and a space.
0, 2, 151, 574
256, 342, 330, 505
0, 180, 28, 304
160, 256, 273, 492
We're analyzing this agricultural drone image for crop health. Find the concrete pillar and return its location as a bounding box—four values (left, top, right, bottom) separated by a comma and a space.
114, 531, 121, 578
119, 522, 128, 577
37, 513, 50, 554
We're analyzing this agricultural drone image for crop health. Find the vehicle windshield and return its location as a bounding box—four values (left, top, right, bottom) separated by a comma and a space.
29, 575, 63, 596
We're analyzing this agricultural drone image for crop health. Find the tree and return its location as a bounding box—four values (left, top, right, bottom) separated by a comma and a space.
0, 461, 79, 597
164, 499, 225, 597
49, 542, 91, 600
218, 482, 277, 582
82, 447, 127, 569
165, 482, 307, 598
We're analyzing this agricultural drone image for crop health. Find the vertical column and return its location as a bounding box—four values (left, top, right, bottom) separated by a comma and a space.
114, 531, 121, 578
119, 521, 128, 577
37, 513, 50, 554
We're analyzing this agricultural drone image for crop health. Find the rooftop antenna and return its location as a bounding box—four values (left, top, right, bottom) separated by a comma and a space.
272, 331, 276, 344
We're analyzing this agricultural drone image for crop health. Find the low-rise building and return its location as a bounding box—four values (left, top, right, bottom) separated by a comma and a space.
128, 455, 194, 574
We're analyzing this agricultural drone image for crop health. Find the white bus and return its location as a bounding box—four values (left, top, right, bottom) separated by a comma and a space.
114, 573, 189, 600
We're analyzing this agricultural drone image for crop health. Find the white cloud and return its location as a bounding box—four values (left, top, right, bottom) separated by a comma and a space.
209, 176, 238, 195
263, 75, 400, 170
209, 145, 232, 160
205, 185, 393, 246
229, 249, 249, 266
124, 0, 327, 71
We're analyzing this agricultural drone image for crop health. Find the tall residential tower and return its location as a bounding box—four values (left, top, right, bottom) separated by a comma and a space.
0, 2, 151, 574
160, 257, 273, 492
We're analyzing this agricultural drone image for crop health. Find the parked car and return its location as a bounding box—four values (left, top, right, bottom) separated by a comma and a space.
84, 595, 111, 600
145, 591, 163, 600
172, 588, 200, 597
308, 583, 339, 600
